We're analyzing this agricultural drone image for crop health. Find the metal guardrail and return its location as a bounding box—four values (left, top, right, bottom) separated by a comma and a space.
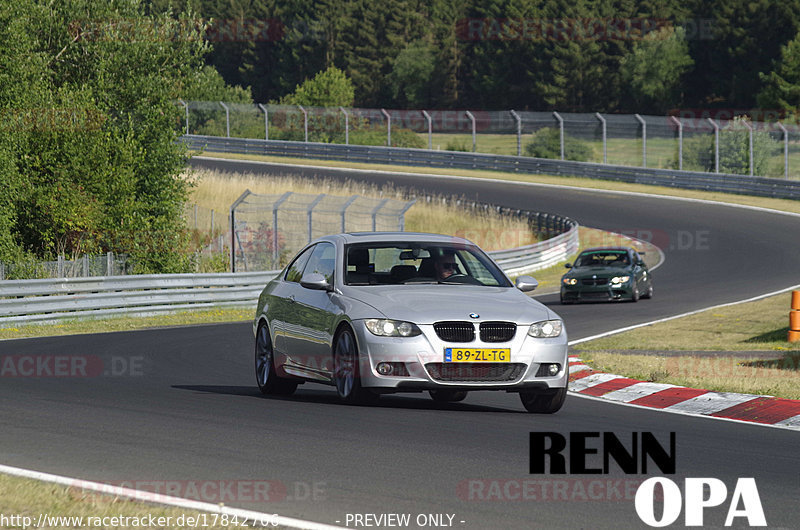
0, 216, 578, 324
182, 134, 800, 200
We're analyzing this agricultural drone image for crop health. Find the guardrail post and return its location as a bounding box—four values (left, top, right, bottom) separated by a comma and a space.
595, 112, 607, 164
707, 118, 719, 173
397, 199, 416, 231
339, 106, 349, 144
229, 189, 252, 273
669, 116, 683, 170
635, 114, 646, 167
219, 101, 230, 137
307, 194, 326, 243
371, 198, 390, 231
510, 110, 522, 156
553, 111, 565, 160
742, 120, 754, 176
422, 110, 433, 150
298, 105, 308, 142
465, 111, 476, 152
381, 109, 391, 146
257, 103, 269, 140
178, 99, 189, 135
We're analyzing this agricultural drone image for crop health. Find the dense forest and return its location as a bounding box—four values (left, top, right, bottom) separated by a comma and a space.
150, 0, 800, 114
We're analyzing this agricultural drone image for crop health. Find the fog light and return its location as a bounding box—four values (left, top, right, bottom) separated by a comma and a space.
549, 363, 560, 376
376, 362, 393, 375
536, 363, 562, 377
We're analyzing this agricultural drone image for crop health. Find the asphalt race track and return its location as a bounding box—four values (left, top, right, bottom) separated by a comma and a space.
1, 157, 798, 529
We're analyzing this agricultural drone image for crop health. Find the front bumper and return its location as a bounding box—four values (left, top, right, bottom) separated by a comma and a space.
561, 282, 633, 302
351, 320, 569, 393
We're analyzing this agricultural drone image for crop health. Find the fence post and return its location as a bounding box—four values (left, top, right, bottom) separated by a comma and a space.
178, 99, 189, 135
553, 111, 564, 160
272, 192, 292, 266
742, 120, 754, 176
257, 103, 269, 140
219, 101, 230, 137
381, 109, 391, 146
422, 110, 432, 149
635, 114, 646, 167
193, 204, 197, 229
340, 195, 359, 232
297, 105, 308, 142
229, 189, 252, 273
670, 116, 683, 170
510, 110, 522, 156
397, 199, 416, 231
465, 111, 476, 152
339, 106, 349, 145
211, 209, 215, 232
707, 118, 719, 173
57, 255, 64, 278
106, 252, 113, 276
595, 112, 607, 164
307, 194, 326, 243
0, 261, 4, 281
83, 255, 89, 277
777, 122, 788, 178
371, 198, 390, 231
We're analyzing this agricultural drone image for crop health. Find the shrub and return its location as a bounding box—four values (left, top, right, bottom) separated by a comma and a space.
525, 128, 593, 161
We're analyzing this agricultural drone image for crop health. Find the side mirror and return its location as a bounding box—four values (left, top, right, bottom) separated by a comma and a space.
564, 263, 572, 269
300, 272, 332, 291
515, 275, 538, 292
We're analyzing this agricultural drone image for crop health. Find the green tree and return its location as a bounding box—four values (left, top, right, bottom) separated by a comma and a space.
757, 32, 800, 112
280, 66, 355, 107
621, 27, 693, 112
389, 40, 436, 107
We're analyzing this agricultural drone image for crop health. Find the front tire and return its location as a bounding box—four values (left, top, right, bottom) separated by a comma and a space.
630, 280, 640, 303
255, 322, 297, 396
642, 283, 654, 299
333, 328, 378, 405
520, 387, 567, 413
429, 390, 468, 403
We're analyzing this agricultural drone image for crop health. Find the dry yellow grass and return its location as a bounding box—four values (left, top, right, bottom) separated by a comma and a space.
186, 168, 539, 250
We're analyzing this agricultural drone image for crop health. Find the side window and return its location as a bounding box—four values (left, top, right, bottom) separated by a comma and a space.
284, 245, 315, 283
303, 243, 336, 284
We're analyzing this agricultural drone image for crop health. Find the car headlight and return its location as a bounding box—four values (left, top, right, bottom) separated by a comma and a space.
610, 276, 630, 285
528, 320, 563, 338
562, 278, 578, 285
364, 319, 421, 337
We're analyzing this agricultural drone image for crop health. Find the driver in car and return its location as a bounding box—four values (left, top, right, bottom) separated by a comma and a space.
434, 251, 459, 281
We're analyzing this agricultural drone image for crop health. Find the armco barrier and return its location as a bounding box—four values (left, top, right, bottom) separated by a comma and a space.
181, 134, 800, 201
0, 219, 578, 325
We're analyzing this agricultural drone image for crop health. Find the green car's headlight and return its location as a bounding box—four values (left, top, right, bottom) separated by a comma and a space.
528, 320, 563, 338
562, 278, 578, 285
365, 319, 421, 337
610, 276, 630, 285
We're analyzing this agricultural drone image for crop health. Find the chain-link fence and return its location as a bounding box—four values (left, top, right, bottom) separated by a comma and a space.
0, 253, 129, 280
229, 191, 415, 272
181, 101, 800, 179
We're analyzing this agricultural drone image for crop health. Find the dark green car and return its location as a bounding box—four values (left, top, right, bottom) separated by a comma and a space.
560, 247, 653, 304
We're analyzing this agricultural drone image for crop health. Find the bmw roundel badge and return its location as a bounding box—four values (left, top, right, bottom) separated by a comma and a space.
469, 313, 480, 319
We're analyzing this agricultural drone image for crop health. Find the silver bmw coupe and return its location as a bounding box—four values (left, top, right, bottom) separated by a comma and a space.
253, 232, 569, 413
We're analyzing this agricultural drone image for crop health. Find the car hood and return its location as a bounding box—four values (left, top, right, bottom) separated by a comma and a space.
566, 266, 630, 278
340, 284, 554, 324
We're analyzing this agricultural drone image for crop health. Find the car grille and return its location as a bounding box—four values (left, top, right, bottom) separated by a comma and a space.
425, 363, 526, 382
581, 292, 610, 299
479, 321, 516, 342
581, 278, 608, 286
433, 321, 475, 342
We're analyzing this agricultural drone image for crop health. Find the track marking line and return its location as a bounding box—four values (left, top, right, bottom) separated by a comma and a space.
0, 464, 345, 530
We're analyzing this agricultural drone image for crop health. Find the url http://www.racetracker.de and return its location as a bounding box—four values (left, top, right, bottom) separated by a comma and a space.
0, 512, 282, 528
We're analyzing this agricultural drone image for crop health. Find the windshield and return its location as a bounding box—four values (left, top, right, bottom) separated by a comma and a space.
344, 243, 511, 287
575, 250, 630, 268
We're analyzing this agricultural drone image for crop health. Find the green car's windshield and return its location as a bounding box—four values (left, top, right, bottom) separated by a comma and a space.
344, 243, 511, 287
575, 251, 630, 268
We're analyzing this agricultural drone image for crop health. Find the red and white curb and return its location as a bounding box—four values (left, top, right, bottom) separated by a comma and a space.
568, 355, 800, 430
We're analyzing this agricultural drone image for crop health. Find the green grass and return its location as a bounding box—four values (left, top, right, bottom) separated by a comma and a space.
573, 292, 800, 399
